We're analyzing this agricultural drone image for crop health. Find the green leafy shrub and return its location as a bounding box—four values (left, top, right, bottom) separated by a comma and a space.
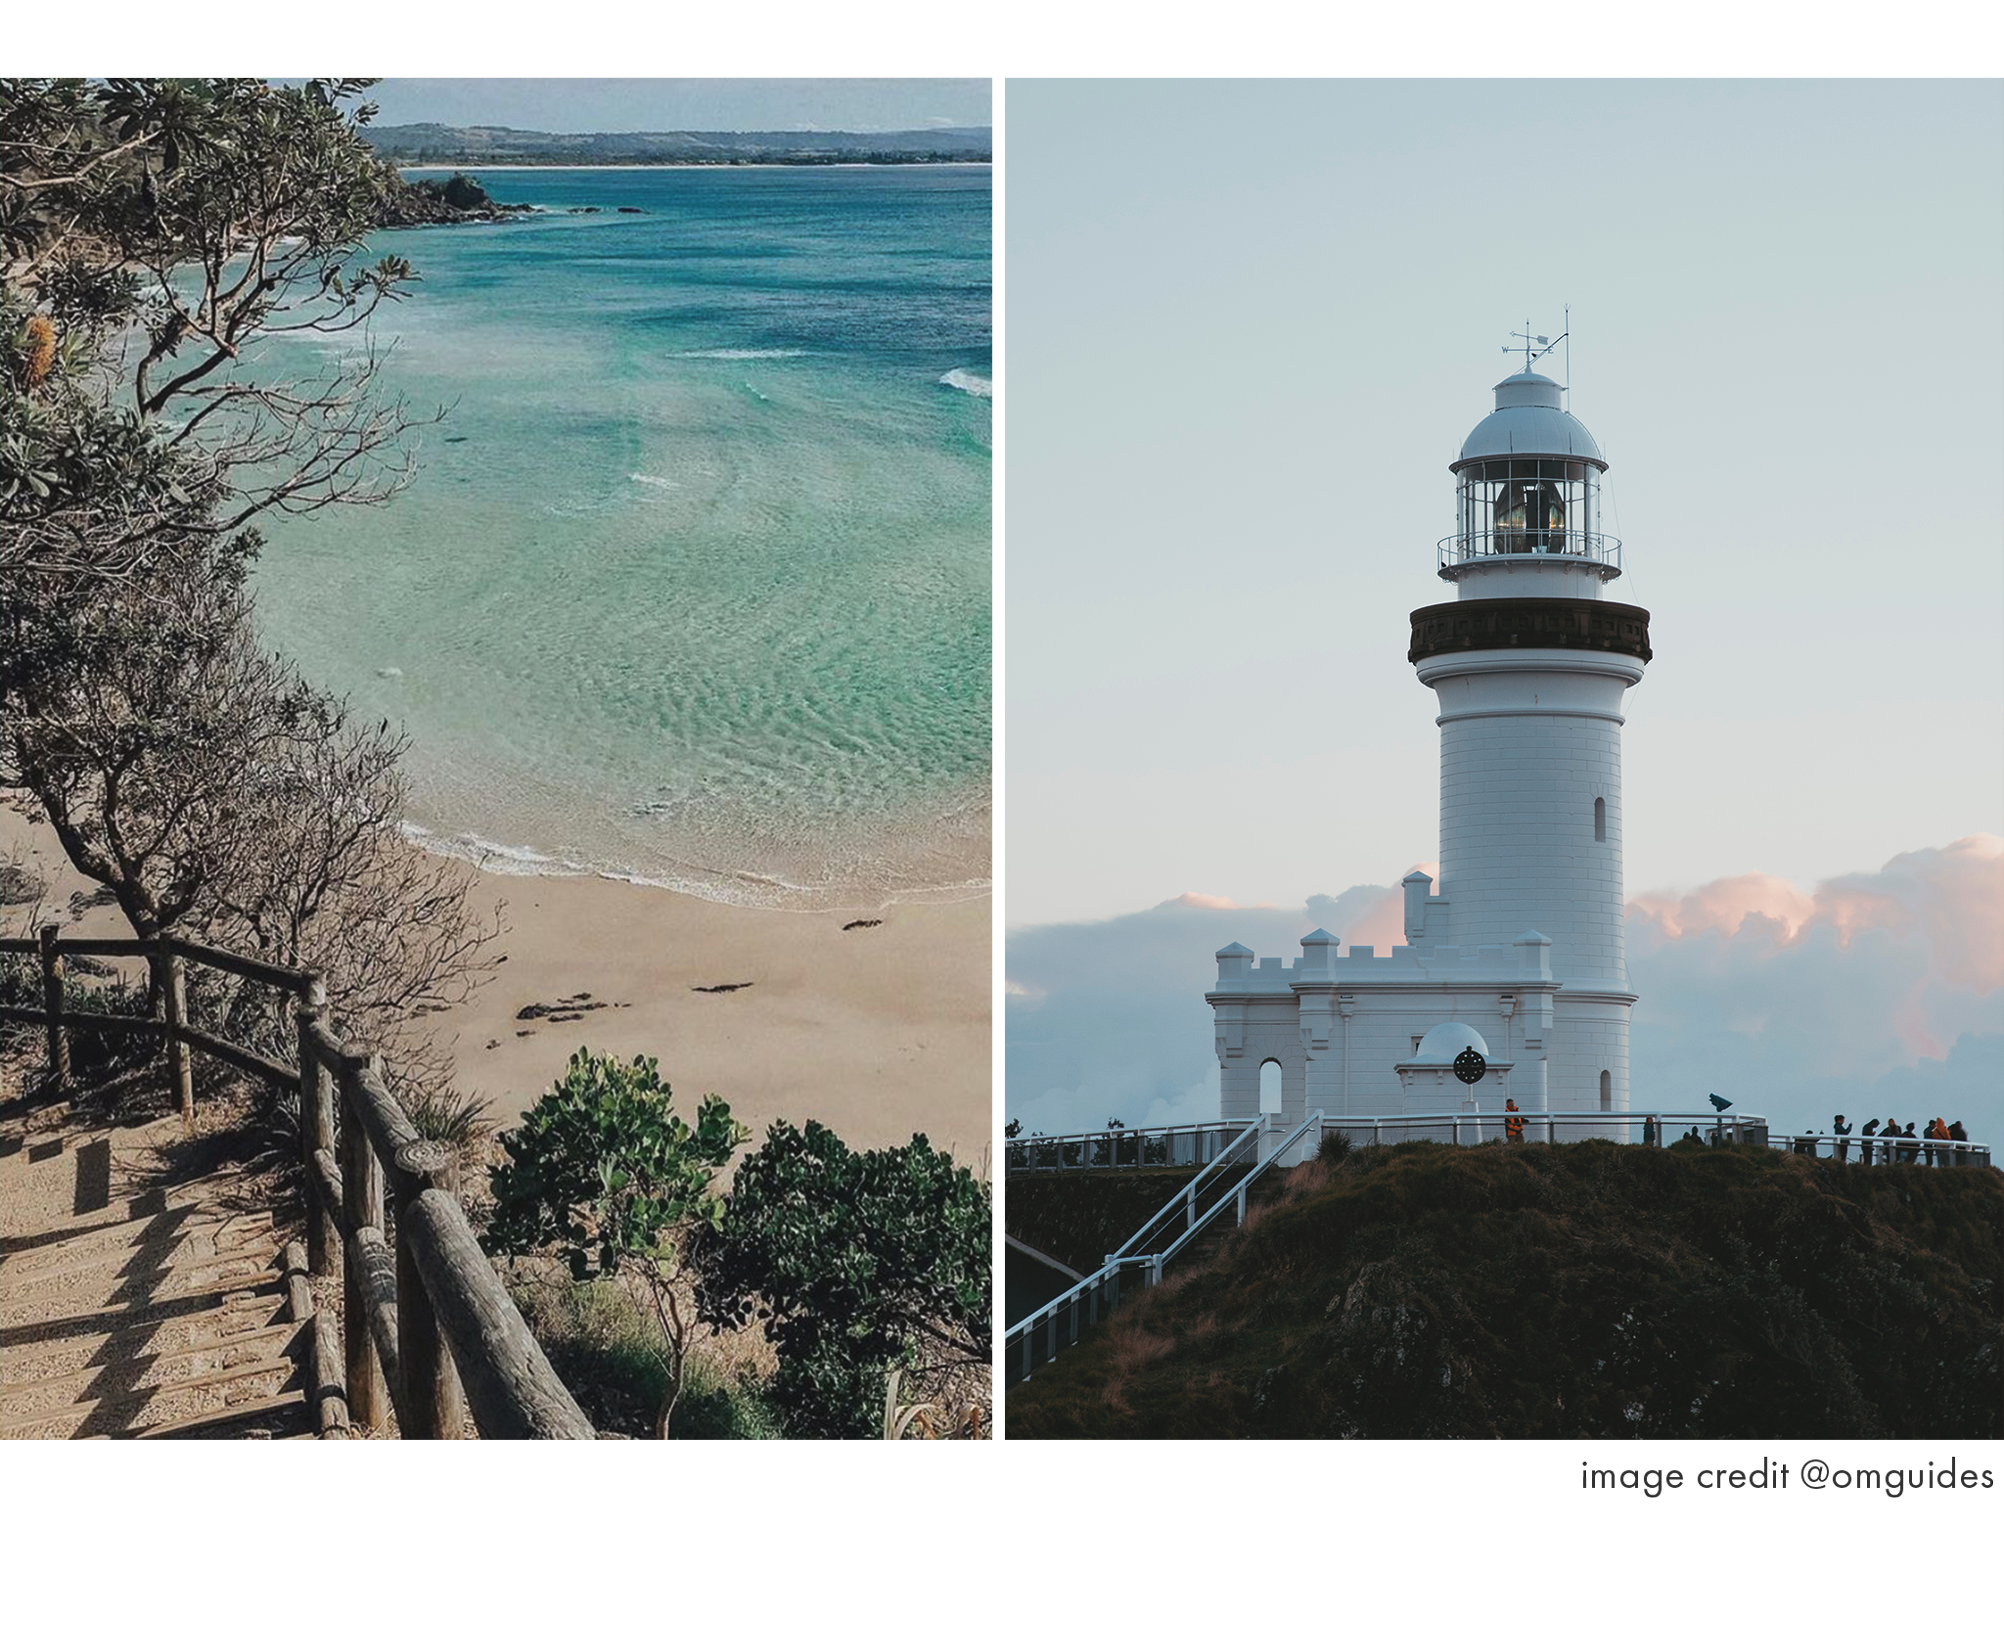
1318, 1129, 1354, 1165
483, 1049, 747, 1436
702, 1120, 991, 1439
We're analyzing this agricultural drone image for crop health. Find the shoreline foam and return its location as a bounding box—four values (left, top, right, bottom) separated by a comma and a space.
397, 803, 992, 915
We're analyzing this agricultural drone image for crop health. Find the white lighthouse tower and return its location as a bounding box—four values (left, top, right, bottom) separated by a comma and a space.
1208, 344, 1652, 1135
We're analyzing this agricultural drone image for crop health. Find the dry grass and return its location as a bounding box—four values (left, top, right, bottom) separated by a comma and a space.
503, 1255, 781, 1438
1011, 1139, 2004, 1440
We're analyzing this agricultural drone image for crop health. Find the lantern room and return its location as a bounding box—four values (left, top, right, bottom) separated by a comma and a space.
1442, 369, 1619, 574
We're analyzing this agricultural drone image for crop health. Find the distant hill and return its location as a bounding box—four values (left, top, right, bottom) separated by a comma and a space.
360, 124, 991, 167
1008, 1140, 2004, 1439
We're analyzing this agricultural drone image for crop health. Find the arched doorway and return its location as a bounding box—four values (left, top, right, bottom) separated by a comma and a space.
1259, 1059, 1283, 1116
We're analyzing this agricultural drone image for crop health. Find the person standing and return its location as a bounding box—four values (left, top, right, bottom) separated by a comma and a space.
1833, 1114, 1852, 1162
1861, 1118, 1879, 1166
1504, 1098, 1524, 1145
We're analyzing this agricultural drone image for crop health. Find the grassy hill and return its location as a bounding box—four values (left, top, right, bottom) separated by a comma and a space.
1007, 1140, 2002, 1439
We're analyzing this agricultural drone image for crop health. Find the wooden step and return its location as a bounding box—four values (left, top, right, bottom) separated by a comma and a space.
0, 1203, 229, 1273
0, 1224, 275, 1294
0, 1353, 302, 1439
0, 1245, 281, 1329
0, 1287, 289, 1377
0, 1179, 216, 1249
134, 1387, 310, 1441
0, 1268, 285, 1354
0, 1320, 300, 1403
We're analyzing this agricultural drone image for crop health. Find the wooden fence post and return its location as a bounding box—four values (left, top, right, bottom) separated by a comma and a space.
296, 976, 339, 1277
391, 1138, 467, 1439
339, 1048, 389, 1433
156, 941, 193, 1127
36, 925, 69, 1091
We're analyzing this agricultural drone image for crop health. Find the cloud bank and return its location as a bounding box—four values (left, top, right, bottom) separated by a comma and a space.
1005, 837, 2003, 1144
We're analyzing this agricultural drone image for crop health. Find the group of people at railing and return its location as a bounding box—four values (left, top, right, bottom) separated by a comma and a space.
1827, 1114, 1973, 1166
1635, 1110, 1978, 1165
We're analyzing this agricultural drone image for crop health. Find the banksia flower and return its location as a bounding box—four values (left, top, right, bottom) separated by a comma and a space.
17, 314, 58, 391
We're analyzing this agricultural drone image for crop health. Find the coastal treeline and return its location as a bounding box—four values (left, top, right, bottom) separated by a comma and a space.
361, 121, 992, 167
1, 77, 491, 1091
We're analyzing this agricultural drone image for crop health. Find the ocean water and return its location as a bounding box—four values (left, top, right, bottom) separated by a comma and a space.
251, 166, 991, 909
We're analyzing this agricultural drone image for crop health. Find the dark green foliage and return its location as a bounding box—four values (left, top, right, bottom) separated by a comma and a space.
483, 1049, 745, 1281
1008, 1141, 2004, 1440
1318, 1129, 1354, 1166
703, 1120, 991, 1438
483, 1050, 748, 1438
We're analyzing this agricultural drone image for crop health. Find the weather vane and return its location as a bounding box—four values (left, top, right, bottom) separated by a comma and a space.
1504, 317, 1565, 373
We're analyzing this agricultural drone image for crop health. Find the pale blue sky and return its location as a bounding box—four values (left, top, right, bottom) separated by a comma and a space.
356, 78, 989, 132
1006, 78, 2003, 929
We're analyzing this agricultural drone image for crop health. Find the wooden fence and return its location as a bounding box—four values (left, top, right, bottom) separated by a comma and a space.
0, 930, 593, 1440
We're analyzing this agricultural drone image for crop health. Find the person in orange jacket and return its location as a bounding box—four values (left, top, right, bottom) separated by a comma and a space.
1503, 1098, 1524, 1145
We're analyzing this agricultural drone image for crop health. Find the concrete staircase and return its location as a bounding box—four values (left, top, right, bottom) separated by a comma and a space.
0, 1112, 310, 1440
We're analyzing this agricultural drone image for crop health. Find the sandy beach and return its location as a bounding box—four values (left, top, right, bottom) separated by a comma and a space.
0, 804, 991, 1169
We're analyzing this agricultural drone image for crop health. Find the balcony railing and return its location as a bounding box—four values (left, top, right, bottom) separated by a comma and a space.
1438, 529, 1622, 574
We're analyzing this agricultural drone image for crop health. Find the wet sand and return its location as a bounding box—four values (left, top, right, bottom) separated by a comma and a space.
0, 805, 991, 1169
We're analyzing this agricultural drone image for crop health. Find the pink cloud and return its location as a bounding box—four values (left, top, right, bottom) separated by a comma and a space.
1630, 836, 2001, 991
1815, 835, 2002, 991
1629, 836, 2002, 1059
1629, 873, 1817, 942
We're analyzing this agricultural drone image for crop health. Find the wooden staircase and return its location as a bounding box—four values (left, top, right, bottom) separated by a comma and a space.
0, 1112, 312, 1440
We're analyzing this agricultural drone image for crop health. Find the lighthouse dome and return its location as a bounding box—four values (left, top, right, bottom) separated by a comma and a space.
1456, 369, 1604, 468
1411, 1022, 1492, 1065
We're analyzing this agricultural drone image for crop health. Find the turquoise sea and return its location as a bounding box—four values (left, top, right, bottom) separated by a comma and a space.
252, 166, 991, 909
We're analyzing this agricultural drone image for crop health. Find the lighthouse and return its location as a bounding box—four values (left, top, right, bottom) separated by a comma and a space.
1207, 347, 1651, 1136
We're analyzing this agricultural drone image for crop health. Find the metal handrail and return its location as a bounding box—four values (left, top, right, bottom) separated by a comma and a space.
1150, 1108, 1325, 1271
1006, 1113, 1325, 1381
1437, 529, 1622, 572
1004, 1117, 1254, 1173
1326, 1109, 1765, 1145
1103, 1117, 1266, 1263
1004, 1118, 1265, 1354
1234, 1108, 1986, 1166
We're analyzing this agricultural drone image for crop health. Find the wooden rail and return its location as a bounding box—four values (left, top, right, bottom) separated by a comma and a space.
0, 929, 593, 1440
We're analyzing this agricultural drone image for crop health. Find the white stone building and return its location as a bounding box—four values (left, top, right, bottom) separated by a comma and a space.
1208, 363, 1652, 1138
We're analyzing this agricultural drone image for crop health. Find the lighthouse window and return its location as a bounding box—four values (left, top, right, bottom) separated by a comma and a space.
1599, 1070, 1612, 1112
1453, 459, 1604, 563
1594, 797, 1606, 841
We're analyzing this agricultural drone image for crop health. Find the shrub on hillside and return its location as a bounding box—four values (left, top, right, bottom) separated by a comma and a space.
483, 1049, 747, 1437
702, 1121, 991, 1439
